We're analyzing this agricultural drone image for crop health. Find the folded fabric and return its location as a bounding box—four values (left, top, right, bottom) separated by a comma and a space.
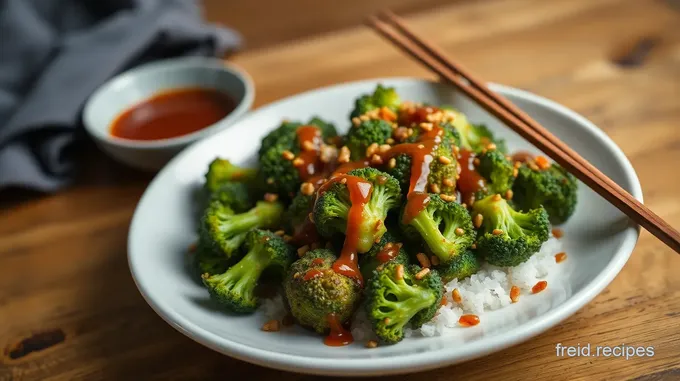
0, 0, 242, 192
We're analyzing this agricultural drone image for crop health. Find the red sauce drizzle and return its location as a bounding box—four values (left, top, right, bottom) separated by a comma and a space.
403, 192, 431, 224
398, 106, 439, 126
376, 242, 402, 263
324, 313, 353, 346
311, 258, 325, 266
315, 175, 372, 286
333, 160, 370, 175
456, 149, 486, 205
295, 126, 324, 180
303, 268, 324, 281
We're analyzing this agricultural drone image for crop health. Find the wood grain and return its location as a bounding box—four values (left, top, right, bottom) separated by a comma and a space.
2, 0, 680, 379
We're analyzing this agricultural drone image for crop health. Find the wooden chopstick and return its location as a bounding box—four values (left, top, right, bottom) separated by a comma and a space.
366, 13, 680, 254
376, 10, 672, 231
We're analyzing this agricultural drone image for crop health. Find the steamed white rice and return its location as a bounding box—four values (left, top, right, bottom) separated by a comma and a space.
263, 236, 563, 339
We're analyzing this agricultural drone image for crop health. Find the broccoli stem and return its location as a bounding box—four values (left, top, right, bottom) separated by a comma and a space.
222, 202, 282, 235
408, 210, 455, 262
218, 245, 270, 297
382, 277, 437, 329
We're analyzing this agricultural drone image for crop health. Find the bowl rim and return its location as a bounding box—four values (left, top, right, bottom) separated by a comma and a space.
82, 57, 255, 150
128, 77, 642, 376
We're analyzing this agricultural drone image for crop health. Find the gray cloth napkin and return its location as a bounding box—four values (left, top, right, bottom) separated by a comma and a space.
0, 0, 242, 192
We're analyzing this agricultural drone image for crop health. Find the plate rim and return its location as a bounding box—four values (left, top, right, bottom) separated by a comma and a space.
127, 77, 642, 376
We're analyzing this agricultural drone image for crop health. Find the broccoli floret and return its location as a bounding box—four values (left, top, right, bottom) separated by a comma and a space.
202, 229, 296, 313
512, 161, 578, 224
365, 263, 443, 344
387, 140, 459, 196
405, 121, 461, 147
204, 158, 258, 194
346, 119, 393, 161
258, 118, 337, 197
359, 230, 411, 280
313, 168, 402, 253
284, 249, 361, 333
210, 182, 254, 213
472, 194, 550, 266
400, 194, 475, 264
448, 110, 506, 153
199, 199, 285, 260
284, 191, 322, 246
193, 241, 230, 277
475, 149, 515, 198
350, 84, 401, 119
434, 249, 480, 283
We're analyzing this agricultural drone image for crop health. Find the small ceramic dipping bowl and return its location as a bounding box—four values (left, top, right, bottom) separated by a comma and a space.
83, 57, 254, 171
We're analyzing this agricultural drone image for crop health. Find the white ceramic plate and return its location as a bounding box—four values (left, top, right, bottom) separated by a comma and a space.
128, 78, 641, 376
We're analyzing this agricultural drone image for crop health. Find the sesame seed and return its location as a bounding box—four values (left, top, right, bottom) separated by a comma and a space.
384, 317, 391, 325
430, 256, 440, 266
366, 143, 379, 158
292, 157, 304, 167
471, 242, 477, 249
486, 143, 497, 151
386, 138, 395, 144
352, 117, 361, 126
492, 194, 502, 201
308, 212, 314, 223
274, 230, 285, 236
377, 175, 388, 185
319, 144, 338, 163
282, 150, 295, 160
395, 264, 404, 280
513, 168, 519, 177
415, 268, 430, 280
266, 177, 275, 185
300, 182, 315, 196
338, 146, 351, 163
264, 193, 279, 202
359, 115, 369, 121
473, 158, 480, 166
452, 146, 460, 156
430, 183, 441, 194
297, 245, 310, 256
505, 189, 514, 200
283, 235, 292, 242
371, 154, 384, 165
340, 177, 348, 184
302, 140, 315, 151
535, 155, 551, 170
379, 144, 391, 154
408, 128, 414, 136
416, 253, 431, 268
365, 340, 378, 348
452, 288, 462, 303
419, 122, 434, 131
388, 158, 397, 169
455, 227, 464, 236
262, 319, 280, 332
492, 229, 504, 235
528, 162, 539, 171
473, 214, 483, 228
510, 286, 520, 303
440, 194, 455, 202
438, 155, 452, 164
514, 161, 522, 168
443, 178, 454, 187
417, 144, 425, 149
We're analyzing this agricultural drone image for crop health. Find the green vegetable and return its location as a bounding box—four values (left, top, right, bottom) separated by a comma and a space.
346, 119, 393, 161
365, 262, 443, 344
313, 167, 401, 253
350, 84, 401, 119
386, 139, 459, 196
359, 230, 411, 281
199, 199, 285, 261
204, 158, 258, 194
258, 117, 337, 198
400, 194, 475, 264
202, 229, 296, 313
284, 249, 361, 333
472, 194, 550, 267
475, 149, 515, 199
448, 110, 506, 153
210, 182, 254, 213
434, 249, 480, 283
512, 162, 578, 224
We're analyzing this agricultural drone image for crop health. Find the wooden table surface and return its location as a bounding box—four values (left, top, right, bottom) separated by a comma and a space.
2, 0, 680, 379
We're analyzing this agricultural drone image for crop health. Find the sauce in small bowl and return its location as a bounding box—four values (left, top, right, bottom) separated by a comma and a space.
83, 57, 253, 171
110, 88, 237, 141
